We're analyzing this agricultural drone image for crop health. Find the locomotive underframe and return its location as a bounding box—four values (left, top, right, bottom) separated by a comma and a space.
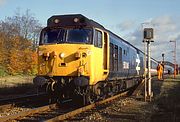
34, 75, 142, 105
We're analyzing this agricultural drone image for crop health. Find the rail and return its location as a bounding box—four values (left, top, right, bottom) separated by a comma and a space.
45, 91, 129, 122
0, 93, 47, 112
0, 104, 57, 122
0, 90, 129, 122
0, 80, 144, 121
0, 93, 46, 104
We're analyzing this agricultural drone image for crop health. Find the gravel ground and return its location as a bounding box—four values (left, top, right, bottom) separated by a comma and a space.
1, 75, 180, 121
70, 75, 180, 122
71, 97, 155, 122
81, 98, 154, 122
0, 75, 37, 99
0, 107, 31, 117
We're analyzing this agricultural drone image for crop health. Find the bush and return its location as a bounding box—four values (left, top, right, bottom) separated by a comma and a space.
0, 67, 8, 77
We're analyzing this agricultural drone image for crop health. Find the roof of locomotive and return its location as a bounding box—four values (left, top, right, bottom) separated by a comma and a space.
47, 14, 105, 30
47, 14, 138, 50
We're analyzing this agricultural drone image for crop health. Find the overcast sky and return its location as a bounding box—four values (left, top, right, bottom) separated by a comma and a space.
0, 0, 180, 65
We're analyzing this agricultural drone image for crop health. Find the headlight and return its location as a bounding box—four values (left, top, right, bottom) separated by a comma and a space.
59, 53, 65, 58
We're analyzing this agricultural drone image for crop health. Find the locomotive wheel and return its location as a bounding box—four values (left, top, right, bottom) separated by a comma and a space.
118, 80, 126, 91
73, 94, 89, 106
86, 87, 96, 104
96, 86, 106, 100
107, 84, 114, 97
122, 81, 127, 90
72, 86, 90, 106
87, 95, 95, 104
83, 86, 95, 105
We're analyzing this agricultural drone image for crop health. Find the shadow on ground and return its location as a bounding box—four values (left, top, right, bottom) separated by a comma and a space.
151, 79, 180, 122
0, 83, 37, 98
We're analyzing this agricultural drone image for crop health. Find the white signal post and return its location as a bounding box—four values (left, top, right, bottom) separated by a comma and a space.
141, 23, 147, 102
144, 41, 147, 102
147, 40, 153, 101
143, 28, 154, 101
170, 40, 177, 79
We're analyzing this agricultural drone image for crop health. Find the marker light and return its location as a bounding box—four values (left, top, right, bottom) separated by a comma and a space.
74, 18, 79, 23
54, 19, 60, 24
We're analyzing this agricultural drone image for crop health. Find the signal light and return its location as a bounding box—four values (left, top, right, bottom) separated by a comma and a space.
144, 28, 153, 39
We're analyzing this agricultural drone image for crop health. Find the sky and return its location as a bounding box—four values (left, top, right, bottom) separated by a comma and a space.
0, 0, 180, 65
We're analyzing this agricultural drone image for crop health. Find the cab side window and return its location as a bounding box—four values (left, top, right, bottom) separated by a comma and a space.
94, 30, 102, 48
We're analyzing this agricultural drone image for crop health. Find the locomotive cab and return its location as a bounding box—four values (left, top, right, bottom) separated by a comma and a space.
33, 14, 109, 104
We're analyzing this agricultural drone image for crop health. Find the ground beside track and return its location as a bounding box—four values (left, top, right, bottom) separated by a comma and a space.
0, 75, 180, 121
69, 75, 180, 122
0, 75, 36, 99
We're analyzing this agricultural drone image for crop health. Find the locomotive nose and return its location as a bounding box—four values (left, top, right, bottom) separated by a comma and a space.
38, 44, 90, 77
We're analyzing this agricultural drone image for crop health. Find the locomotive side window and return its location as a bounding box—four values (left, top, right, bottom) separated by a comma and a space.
114, 45, 118, 71
118, 47, 123, 71
124, 50, 126, 55
140, 57, 143, 68
110, 43, 114, 71
94, 30, 102, 48
110, 43, 119, 71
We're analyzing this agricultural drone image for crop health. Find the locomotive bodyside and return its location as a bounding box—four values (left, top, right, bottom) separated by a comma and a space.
33, 14, 160, 105
108, 32, 144, 79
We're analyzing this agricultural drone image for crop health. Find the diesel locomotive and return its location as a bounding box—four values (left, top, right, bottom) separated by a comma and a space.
33, 14, 159, 104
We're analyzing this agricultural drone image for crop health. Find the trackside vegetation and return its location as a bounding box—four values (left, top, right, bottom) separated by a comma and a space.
0, 9, 42, 76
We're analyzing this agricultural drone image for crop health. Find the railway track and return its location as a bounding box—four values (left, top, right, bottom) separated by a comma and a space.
45, 90, 129, 122
0, 77, 150, 122
0, 89, 130, 122
0, 93, 48, 112
0, 76, 172, 121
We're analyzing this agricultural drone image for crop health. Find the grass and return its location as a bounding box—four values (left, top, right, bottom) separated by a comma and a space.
0, 67, 8, 77
0, 75, 37, 98
0, 75, 34, 88
164, 74, 180, 82
151, 76, 180, 121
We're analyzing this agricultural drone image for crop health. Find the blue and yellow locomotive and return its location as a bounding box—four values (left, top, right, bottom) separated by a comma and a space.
33, 14, 157, 104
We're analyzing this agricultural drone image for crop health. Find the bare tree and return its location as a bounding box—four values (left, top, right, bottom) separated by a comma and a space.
0, 8, 41, 75
0, 8, 43, 49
